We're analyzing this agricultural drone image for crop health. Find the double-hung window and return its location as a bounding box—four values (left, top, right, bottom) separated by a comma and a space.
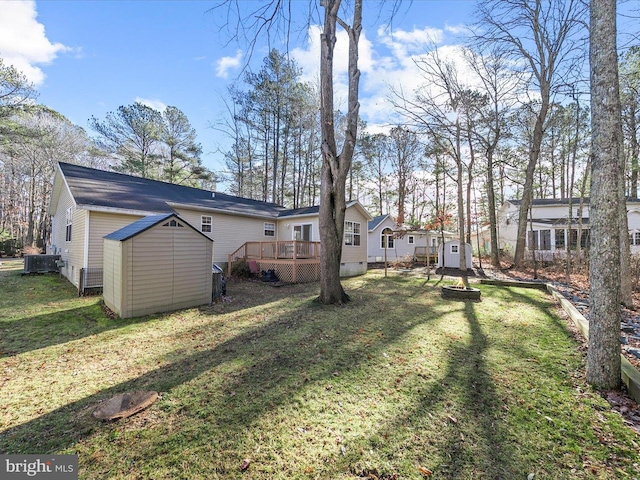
345, 221, 361, 246
201, 216, 212, 233
264, 222, 275, 237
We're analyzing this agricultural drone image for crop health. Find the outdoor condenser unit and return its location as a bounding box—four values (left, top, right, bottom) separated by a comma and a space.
22, 255, 61, 274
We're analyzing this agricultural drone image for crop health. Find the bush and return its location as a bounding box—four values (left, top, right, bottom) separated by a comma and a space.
231, 258, 252, 278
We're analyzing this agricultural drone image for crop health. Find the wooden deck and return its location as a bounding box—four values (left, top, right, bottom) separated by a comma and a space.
227, 241, 321, 283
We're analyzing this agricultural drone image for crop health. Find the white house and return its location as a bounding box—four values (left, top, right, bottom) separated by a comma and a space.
367, 214, 454, 263
48, 162, 372, 291
479, 198, 640, 259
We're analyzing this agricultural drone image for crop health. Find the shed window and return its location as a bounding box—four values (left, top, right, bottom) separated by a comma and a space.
65, 207, 73, 242
264, 222, 275, 237
408, 235, 415, 245
450, 244, 459, 254
345, 221, 361, 246
201, 216, 212, 233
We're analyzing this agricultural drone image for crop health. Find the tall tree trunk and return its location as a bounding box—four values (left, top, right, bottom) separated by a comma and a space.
586, 0, 622, 389
318, 0, 362, 305
514, 102, 548, 266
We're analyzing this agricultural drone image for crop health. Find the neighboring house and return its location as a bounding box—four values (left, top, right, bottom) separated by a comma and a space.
366, 214, 454, 263
48, 162, 371, 289
479, 197, 640, 259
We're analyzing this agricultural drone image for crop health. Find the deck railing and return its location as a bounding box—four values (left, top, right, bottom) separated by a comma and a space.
227, 240, 321, 279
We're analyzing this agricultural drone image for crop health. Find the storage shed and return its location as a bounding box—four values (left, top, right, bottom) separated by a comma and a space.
103, 213, 213, 319
438, 240, 473, 270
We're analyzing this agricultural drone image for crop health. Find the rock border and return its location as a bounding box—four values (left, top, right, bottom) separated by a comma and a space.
481, 278, 640, 404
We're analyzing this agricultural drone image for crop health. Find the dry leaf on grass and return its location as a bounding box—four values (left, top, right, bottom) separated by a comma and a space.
418, 466, 433, 476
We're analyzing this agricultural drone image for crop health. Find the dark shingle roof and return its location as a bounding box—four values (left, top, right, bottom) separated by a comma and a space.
368, 214, 389, 231
278, 206, 319, 217
59, 162, 287, 218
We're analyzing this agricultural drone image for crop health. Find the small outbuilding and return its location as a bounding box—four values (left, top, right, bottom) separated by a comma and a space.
103, 213, 213, 319
438, 240, 473, 270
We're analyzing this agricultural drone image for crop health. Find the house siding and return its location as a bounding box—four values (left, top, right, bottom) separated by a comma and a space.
88, 211, 144, 269
205, 213, 268, 264
341, 206, 368, 276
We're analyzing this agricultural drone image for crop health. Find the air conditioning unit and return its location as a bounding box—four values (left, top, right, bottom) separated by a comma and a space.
23, 255, 61, 274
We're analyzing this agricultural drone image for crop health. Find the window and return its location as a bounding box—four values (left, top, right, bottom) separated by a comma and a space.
528, 230, 551, 251
65, 207, 73, 242
381, 228, 394, 249
635, 231, 640, 245
555, 228, 566, 249
408, 235, 415, 245
264, 222, 275, 237
293, 224, 312, 241
569, 229, 590, 249
539, 230, 551, 250
201, 216, 212, 233
450, 243, 459, 254
344, 221, 361, 246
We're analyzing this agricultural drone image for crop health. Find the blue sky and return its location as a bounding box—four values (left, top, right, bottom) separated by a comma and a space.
2, 0, 476, 177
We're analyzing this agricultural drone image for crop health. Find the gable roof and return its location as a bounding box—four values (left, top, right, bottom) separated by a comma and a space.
368, 214, 390, 232
58, 162, 286, 219
104, 213, 213, 242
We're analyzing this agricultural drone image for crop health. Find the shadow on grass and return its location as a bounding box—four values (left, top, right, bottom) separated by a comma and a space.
0, 278, 559, 477
0, 274, 279, 359
331, 298, 522, 478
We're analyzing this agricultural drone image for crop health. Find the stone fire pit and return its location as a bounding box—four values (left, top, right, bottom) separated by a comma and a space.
441, 285, 481, 301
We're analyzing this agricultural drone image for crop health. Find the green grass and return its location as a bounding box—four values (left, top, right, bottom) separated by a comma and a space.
1, 265, 639, 479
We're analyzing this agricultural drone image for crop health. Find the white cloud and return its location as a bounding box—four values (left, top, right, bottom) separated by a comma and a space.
288, 22, 479, 131
0, 0, 69, 85
135, 97, 167, 112
215, 50, 243, 78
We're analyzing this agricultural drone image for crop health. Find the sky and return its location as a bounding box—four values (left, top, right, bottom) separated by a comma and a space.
0, 0, 478, 180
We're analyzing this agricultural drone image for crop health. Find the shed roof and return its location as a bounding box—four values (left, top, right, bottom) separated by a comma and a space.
104, 213, 213, 242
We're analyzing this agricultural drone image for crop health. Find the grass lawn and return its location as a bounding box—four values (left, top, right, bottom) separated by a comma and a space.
1, 264, 639, 479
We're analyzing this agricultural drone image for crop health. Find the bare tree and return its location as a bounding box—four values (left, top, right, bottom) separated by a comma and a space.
474, 0, 587, 267
317, 0, 363, 304
465, 47, 524, 267
211, 0, 369, 304
586, 0, 622, 389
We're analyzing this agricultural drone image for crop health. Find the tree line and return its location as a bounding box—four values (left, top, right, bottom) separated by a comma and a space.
0, 61, 215, 253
